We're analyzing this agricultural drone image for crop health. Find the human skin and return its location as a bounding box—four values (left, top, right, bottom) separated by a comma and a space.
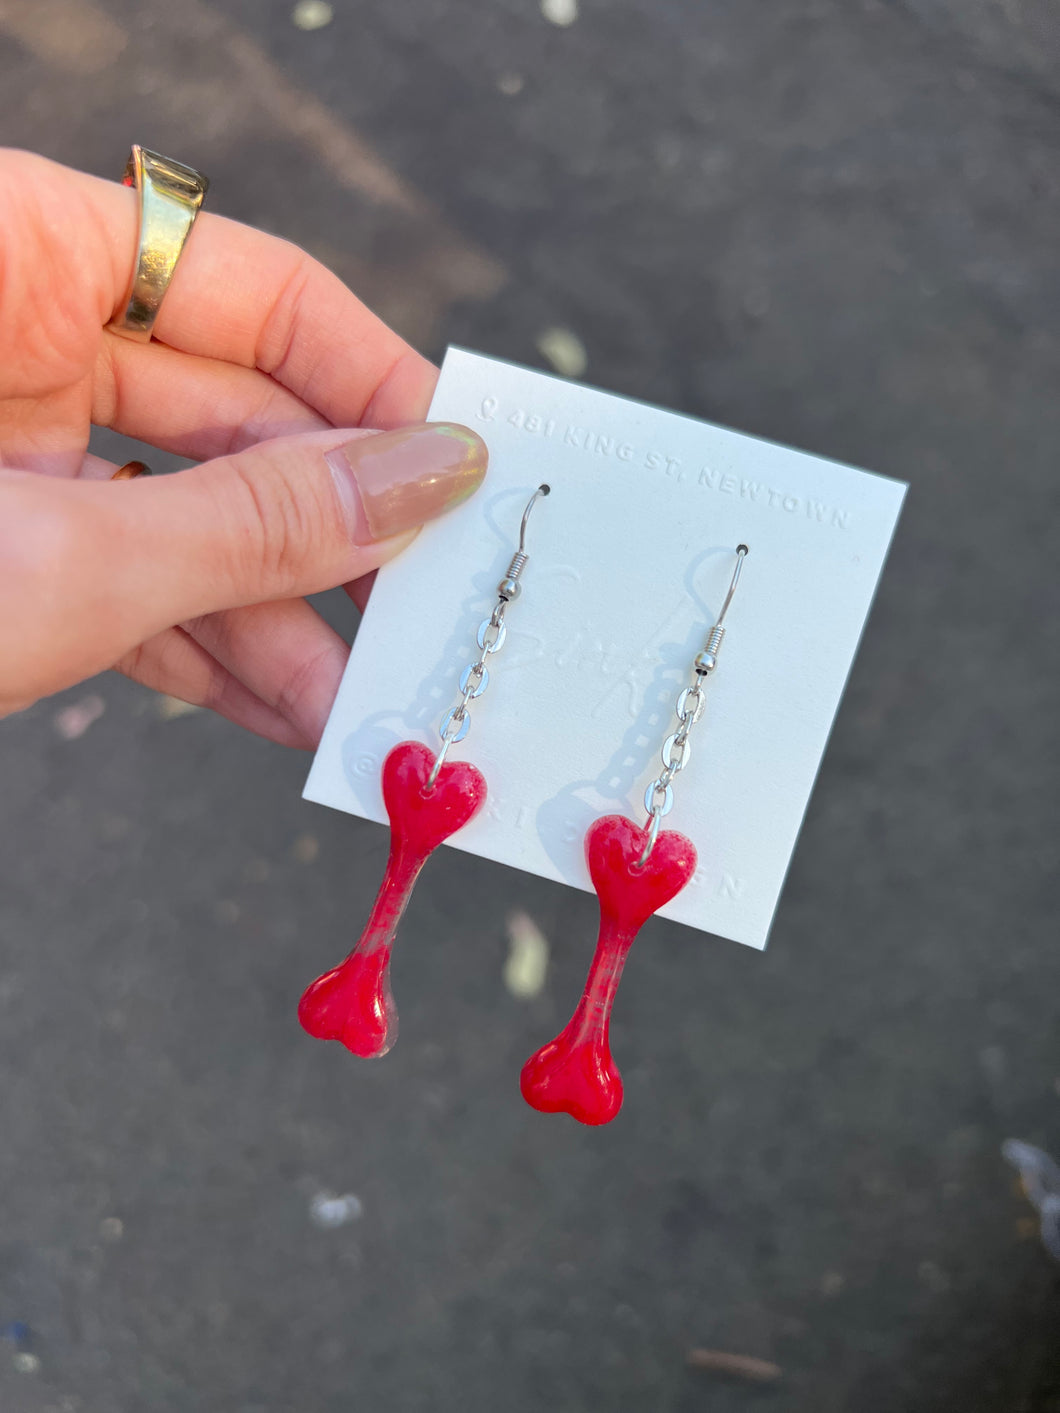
0, 150, 488, 747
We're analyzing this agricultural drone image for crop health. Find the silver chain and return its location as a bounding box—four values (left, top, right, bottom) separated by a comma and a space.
426, 485, 550, 790
637, 676, 707, 866
636, 545, 748, 867
427, 596, 510, 789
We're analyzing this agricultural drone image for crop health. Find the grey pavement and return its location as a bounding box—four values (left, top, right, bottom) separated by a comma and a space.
1, 1, 1059, 1409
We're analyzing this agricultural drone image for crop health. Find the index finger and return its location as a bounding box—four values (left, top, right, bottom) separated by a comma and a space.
58, 153, 437, 428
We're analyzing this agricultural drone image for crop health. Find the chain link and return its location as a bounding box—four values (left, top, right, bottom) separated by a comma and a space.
427, 593, 511, 789
636, 667, 713, 867
459, 662, 489, 699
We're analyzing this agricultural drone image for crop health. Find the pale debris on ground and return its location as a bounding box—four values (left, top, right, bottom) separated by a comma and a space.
503, 910, 550, 999
292, 833, 320, 864
291, 1, 333, 29
309, 1191, 364, 1229
156, 695, 201, 720
541, 0, 578, 27
685, 1349, 782, 1382
53, 694, 106, 741
1002, 1138, 1060, 1261
536, 326, 587, 378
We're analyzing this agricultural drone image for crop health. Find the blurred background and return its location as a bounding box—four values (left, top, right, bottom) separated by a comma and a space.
2, 0, 1059, 1409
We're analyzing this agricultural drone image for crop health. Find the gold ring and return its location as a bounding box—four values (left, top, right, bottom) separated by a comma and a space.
106, 145, 209, 343
111, 460, 152, 480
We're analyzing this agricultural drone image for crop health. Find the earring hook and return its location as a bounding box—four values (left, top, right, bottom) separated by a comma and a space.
635, 543, 749, 868
519, 484, 551, 552
715, 543, 749, 630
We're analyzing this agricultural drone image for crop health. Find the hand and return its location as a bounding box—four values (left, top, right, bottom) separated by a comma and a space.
0, 150, 488, 746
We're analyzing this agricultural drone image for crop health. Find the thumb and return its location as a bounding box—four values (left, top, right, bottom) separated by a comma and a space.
0, 422, 486, 708
133, 421, 487, 618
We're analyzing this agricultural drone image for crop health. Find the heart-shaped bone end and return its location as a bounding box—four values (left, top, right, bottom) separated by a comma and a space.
381, 740, 487, 855
586, 814, 698, 929
520, 1027, 623, 1125
298, 949, 397, 1058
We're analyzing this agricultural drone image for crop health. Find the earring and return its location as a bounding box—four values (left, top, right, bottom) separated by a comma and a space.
299, 485, 551, 1057
521, 544, 749, 1125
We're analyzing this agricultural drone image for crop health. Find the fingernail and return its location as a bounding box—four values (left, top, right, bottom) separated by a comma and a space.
327, 423, 488, 545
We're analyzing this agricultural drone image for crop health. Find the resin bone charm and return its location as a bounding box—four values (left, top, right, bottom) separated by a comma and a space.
521, 545, 749, 1124
298, 741, 485, 1056
520, 814, 696, 1123
298, 486, 550, 1057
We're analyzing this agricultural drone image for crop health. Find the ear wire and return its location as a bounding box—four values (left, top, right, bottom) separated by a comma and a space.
636, 544, 749, 867
498, 484, 550, 602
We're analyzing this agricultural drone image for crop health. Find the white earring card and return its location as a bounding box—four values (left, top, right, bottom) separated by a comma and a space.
305, 348, 906, 949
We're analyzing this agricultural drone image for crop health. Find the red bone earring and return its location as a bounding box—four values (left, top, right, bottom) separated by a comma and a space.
299, 484, 551, 1057
521, 544, 749, 1125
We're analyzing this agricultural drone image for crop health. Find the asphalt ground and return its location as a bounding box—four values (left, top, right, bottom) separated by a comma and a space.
1, 1, 1059, 1409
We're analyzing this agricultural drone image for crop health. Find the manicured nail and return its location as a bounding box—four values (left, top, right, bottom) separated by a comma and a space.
327, 423, 488, 545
